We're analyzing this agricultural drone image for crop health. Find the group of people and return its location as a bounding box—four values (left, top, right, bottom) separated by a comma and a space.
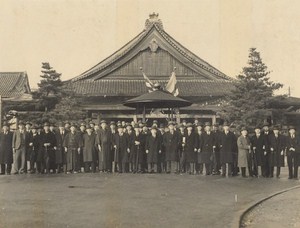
0, 118, 299, 180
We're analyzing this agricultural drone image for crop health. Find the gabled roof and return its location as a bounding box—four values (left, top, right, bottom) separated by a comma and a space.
0, 72, 32, 99
71, 13, 231, 82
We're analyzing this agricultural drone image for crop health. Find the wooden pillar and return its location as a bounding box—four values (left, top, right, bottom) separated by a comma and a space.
142, 106, 146, 122
212, 115, 217, 125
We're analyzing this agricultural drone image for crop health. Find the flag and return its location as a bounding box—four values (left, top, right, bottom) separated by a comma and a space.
142, 71, 155, 92
165, 71, 179, 96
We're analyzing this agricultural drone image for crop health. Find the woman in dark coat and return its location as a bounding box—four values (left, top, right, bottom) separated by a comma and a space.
219, 123, 237, 177
146, 126, 162, 173
113, 125, 130, 173
0, 123, 13, 174
183, 123, 198, 174
269, 126, 285, 178
83, 126, 97, 173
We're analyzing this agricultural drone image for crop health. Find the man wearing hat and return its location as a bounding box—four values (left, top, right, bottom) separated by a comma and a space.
219, 122, 237, 177
286, 125, 300, 179
269, 125, 285, 178
130, 123, 145, 173
54, 122, 67, 173
250, 124, 266, 177
63, 123, 83, 174
182, 123, 198, 174
96, 120, 113, 173
78, 122, 87, 172
237, 127, 251, 177
12, 121, 29, 174
25, 121, 32, 134
39, 122, 57, 174
158, 123, 166, 173
163, 121, 180, 174
82, 125, 97, 173
112, 124, 130, 173
212, 123, 222, 175
262, 121, 273, 177
0, 122, 13, 174
145, 125, 162, 173
198, 122, 216, 175
27, 124, 40, 174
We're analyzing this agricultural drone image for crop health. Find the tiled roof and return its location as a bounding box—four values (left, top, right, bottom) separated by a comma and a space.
71, 79, 233, 97
0, 72, 31, 98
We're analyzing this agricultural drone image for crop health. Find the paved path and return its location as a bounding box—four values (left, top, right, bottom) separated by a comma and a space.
0, 169, 299, 228
241, 187, 300, 228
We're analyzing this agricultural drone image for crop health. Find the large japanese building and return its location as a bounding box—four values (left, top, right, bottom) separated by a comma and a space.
69, 13, 234, 124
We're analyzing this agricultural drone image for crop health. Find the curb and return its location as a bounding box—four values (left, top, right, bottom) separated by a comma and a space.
237, 184, 300, 228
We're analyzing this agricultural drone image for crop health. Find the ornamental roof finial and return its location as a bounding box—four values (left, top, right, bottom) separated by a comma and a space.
145, 12, 163, 30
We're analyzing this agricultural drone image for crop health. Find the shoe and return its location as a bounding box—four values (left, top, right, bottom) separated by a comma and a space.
66, 171, 71, 174
73, 171, 78, 174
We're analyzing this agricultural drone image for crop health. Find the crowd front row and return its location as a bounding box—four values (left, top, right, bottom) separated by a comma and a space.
0, 119, 299, 180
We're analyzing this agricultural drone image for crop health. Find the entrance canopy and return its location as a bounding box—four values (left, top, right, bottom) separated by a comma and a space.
123, 89, 192, 109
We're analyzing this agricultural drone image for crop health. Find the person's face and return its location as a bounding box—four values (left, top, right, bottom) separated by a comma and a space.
87, 128, 92, 134
110, 125, 116, 130
50, 126, 54, 131
59, 126, 64, 131
94, 125, 99, 131
25, 124, 31, 130
187, 127, 193, 131
194, 119, 199, 124
44, 126, 50, 132
255, 129, 261, 134
134, 128, 139, 134
289, 129, 296, 135
70, 126, 76, 132
274, 129, 279, 134
223, 126, 229, 132
151, 129, 157, 136
241, 130, 248, 136
121, 121, 126, 126
101, 123, 107, 129
169, 125, 174, 131
65, 124, 70, 129
205, 126, 211, 132
182, 122, 187, 126
142, 126, 148, 132
118, 128, 123, 134
263, 126, 269, 132
19, 124, 24, 130
197, 126, 202, 132
80, 126, 85, 131
32, 128, 37, 134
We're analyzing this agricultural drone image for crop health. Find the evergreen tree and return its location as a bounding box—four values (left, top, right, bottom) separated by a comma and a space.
220, 48, 283, 128
33, 62, 63, 112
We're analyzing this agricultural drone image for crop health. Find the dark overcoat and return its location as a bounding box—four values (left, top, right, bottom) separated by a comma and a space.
146, 135, 162, 163
54, 131, 67, 164
269, 134, 285, 167
219, 131, 237, 164
199, 132, 215, 164
0, 131, 13, 164
130, 132, 145, 164
83, 133, 97, 162
113, 133, 129, 163
183, 132, 198, 163
96, 128, 113, 164
39, 131, 57, 163
27, 133, 40, 162
163, 131, 180, 162
250, 134, 266, 166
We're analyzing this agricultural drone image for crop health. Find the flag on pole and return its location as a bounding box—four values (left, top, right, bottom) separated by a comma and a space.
141, 68, 155, 92
165, 71, 179, 96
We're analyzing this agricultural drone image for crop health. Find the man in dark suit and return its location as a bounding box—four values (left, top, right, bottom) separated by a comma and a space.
0, 122, 13, 174
286, 126, 300, 179
55, 122, 67, 173
12, 121, 29, 174
219, 122, 237, 177
163, 121, 180, 174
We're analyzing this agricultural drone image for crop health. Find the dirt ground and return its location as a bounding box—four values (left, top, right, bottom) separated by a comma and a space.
0, 169, 299, 228
241, 187, 300, 228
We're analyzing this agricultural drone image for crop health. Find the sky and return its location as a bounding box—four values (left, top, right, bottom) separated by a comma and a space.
1, 0, 300, 96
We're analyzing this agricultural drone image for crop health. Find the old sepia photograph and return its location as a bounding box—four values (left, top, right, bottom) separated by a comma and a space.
0, 0, 300, 227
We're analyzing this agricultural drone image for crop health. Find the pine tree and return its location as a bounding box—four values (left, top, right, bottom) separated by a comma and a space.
33, 62, 63, 112
220, 48, 283, 128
